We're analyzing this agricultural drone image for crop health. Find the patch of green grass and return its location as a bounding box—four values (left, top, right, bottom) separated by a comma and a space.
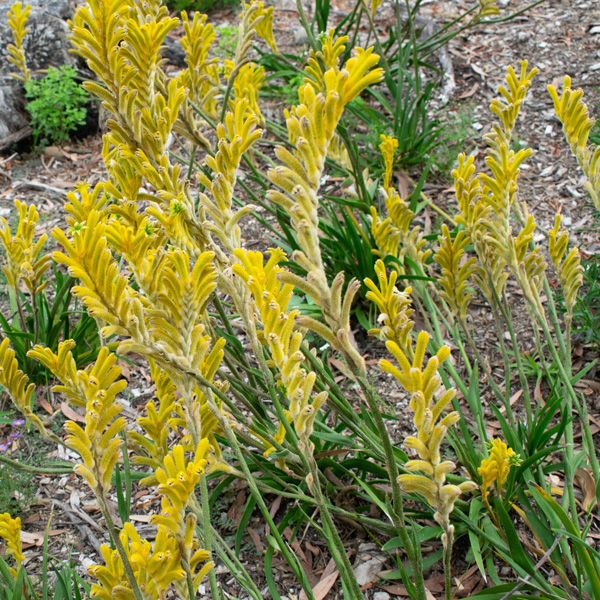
216, 24, 238, 59
431, 105, 475, 176
163, 0, 239, 14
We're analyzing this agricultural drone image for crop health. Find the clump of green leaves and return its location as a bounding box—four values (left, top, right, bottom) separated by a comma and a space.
556, 252, 600, 348
0, 464, 34, 515
24, 66, 88, 146
217, 24, 239, 58
163, 0, 238, 14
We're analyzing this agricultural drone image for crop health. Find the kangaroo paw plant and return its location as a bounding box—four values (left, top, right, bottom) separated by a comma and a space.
1, 1, 600, 599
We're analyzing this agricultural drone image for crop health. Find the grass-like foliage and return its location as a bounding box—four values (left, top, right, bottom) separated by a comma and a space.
0, 1, 599, 600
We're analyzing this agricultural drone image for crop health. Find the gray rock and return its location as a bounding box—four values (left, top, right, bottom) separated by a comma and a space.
373, 593, 390, 600
0, 0, 76, 144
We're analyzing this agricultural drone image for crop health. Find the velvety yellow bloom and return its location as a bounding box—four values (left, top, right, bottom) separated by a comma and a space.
234, 249, 327, 441
305, 29, 348, 92
88, 524, 186, 600
549, 76, 600, 210
382, 331, 476, 533
0, 338, 47, 437
364, 260, 413, 352
434, 225, 479, 321
0, 200, 51, 298
379, 134, 398, 191
152, 440, 210, 536
548, 215, 583, 318
478, 438, 520, 503
0, 513, 24, 576
6, 2, 30, 82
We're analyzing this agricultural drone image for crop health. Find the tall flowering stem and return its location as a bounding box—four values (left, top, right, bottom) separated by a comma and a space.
381, 331, 476, 600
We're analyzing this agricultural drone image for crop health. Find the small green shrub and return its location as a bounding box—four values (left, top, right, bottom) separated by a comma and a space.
24, 66, 88, 146
162, 0, 239, 14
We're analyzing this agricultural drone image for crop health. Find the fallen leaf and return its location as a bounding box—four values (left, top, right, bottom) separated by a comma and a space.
130, 515, 152, 523
39, 397, 55, 415
458, 82, 479, 98
246, 527, 265, 553
575, 468, 597, 511
61, 402, 86, 423
300, 558, 338, 600
21, 529, 66, 547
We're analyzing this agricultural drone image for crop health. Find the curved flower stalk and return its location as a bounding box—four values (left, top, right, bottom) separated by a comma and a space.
177, 11, 220, 123
233, 248, 367, 595
370, 136, 431, 277
0, 338, 51, 439
0, 513, 24, 577
233, 248, 327, 444
434, 225, 479, 323
381, 331, 476, 599
549, 76, 600, 210
548, 215, 583, 324
198, 99, 263, 257
6, 2, 31, 82
268, 48, 383, 377
0, 200, 51, 336
364, 259, 414, 354
478, 438, 520, 510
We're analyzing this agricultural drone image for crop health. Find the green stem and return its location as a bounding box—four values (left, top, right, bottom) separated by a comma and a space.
355, 376, 427, 600
0, 455, 72, 474
97, 493, 144, 600
443, 526, 454, 600
303, 441, 364, 597
499, 292, 533, 427
200, 474, 220, 599
205, 392, 316, 600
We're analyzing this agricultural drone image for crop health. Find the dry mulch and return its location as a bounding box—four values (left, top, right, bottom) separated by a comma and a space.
0, 0, 600, 598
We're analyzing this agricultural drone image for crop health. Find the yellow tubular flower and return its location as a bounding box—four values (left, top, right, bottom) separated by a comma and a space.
478, 438, 520, 504
548, 215, 583, 318
0, 200, 51, 298
0, 338, 47, 437
379, 134, 398, 191
152, 440, 210, 537
264, 47, 383, 376
434, 225, 479, 322
198, 99, 263, 254
473, 0, 500, 24
364, 259, 414, 353
381, 331, 476, 532
233, 249, 327, 443
88, 524, 186, 600
251, 1, 277, 52
229, 62, 266, 126
370, 0, 383, 18
0, 513, 25, 576
31, 344, 127, 496
305, 29, 348, 92
6, 2, 31, 82
549, 76, 600, 210
489, 61, 538, 139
